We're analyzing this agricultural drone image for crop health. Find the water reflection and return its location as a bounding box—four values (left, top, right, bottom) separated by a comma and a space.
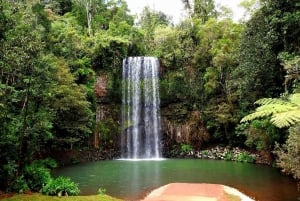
53, 159, 299, 201
121, 160, 162, 199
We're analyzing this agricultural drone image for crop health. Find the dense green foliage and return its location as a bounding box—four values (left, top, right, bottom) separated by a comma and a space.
2, 194, 121, 201
0, 0, 133, 193
0, 0, 299, 193
1, 158, 57, 194
274, 125, 300, 179
42, 176, 80, 196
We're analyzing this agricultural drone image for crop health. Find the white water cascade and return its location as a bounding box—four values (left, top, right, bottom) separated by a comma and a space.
121, 57, 162, 159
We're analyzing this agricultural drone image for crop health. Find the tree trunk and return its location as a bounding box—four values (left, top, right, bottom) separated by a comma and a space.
86, 0, 92, 36
94, 131, 100, 148
17, 82, 30, 177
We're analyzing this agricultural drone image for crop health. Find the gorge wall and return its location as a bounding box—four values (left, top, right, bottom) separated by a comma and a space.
94, 71, 210, 156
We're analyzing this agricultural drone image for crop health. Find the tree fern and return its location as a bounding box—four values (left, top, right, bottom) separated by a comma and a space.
241, 93, 300, 128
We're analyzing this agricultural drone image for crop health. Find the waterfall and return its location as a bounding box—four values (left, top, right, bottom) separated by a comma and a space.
121, 57, 161, 159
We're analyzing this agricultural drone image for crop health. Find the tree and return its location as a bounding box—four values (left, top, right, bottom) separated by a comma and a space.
0, 2, 94, 191
193, 0, 217, 23
181, 0, 217, 23
0, 1, 12, 40
137, 6, 171, 53
72, 0, 133, 34
0, 1, 54, 179
181, 0, 193, 22
279, 53, 300, 93
241, 54, 300, 128
40, 55, 93, 149
236, 9, 283, 108
235, 0, 300, 112
51, 0, 73, 15
139, 6, 171, 28
238, 0, 260, 21
194, 18, 243, 142
261, 0, 300, 54
237, 1, 300, 176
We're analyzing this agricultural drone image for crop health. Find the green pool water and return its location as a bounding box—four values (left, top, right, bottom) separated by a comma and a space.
53, 159, 299, 201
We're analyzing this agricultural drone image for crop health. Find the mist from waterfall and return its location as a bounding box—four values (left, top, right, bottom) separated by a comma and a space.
121, 57, 161, 159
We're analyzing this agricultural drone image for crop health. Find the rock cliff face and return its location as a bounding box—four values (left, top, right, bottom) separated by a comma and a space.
94, 73, 210, 156
161, 105, 210, 153
94, 73, 120, 150
94, 74, 108, 98
94, 74, 109, 148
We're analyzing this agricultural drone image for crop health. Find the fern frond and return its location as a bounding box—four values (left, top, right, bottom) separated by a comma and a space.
256, 104, 297, 112
240, 104, 297, 123
289, 93, 300, 106
271, 110, 300, 128
240, 110, 272, 122
241, 93, 300, 128
255, 98, 288, 106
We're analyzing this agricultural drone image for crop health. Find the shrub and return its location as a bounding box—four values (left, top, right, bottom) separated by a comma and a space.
24, 164, 51, 192
238, 119, 282, 151
201, 150, 209, 156
37, 158, 58, 169
9, 175, 29, 193
23, 158, 57, 192
224, 151, 233, 161
1, 161, 18, 190
98, 187, 106, 195
236, 152, 255, 163
42, 176, 80, 196
274, 125, 300, 179
181, 144, 193, 153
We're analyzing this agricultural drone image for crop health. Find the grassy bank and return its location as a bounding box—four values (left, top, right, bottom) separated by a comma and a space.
0, 193, 122, 201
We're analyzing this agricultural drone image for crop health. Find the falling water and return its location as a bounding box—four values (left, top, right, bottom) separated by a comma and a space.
121, 57, 161, 159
